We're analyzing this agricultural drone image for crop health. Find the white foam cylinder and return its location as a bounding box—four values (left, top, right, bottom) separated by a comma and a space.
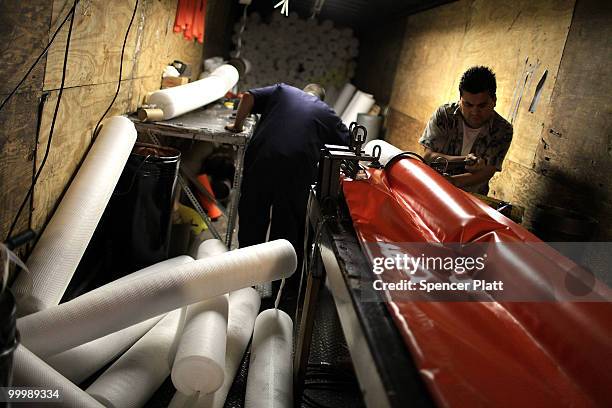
172, 296, 229, 395
365, 139, 402, 166
18, 240, 296, 357
341, 90, 375, 127
172, 239, 229, 395
86, 310, 184, 408
12, 345, 104, 407
357, 113, 383, 145
333, 83, 356, 116
45, 315, 163, 385
245, 309, 293, 408
41, 256, 193, 383
196, 239, 228, 259
169, 287, 261, 408
149, 64, 239, 119
13, 116, 137, 315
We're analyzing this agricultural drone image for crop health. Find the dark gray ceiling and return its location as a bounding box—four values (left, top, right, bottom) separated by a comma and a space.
246, 0, 454, 30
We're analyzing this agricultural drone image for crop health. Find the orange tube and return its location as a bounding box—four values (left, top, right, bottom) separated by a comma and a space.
196, 174, 222, 221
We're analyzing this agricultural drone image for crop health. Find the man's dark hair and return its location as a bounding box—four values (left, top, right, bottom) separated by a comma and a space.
459, 66, 496, 98
303, 83, 326, 101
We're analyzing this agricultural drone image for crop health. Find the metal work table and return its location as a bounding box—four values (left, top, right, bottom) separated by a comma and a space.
129, 104, 256, 246
294, 189, 435, 408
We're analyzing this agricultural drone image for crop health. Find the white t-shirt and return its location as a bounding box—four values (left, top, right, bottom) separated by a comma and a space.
461, 122, 483, 155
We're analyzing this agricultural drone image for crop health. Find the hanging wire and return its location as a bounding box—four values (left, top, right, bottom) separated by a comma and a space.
309, 0, 326, 19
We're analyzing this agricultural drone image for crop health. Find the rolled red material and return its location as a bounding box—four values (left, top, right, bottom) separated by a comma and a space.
342, 157, 612, 407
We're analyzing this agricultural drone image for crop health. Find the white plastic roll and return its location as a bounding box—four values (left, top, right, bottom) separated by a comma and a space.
245, 309, 293, 408
333, 83, 356, 116
172, 295, 229, 395
86, 310, 184, 408
42, 256, 192, 383
357, 113, 383, 145
341, 90, 375, 127
196, 239, 228, 259
13, 116, 137, 315
172, 239, 229, 395
12, 345, 104, 408
365, 139, 402, 166
45, 315, 163, 385
18, 240, 296, 357
169, 287, 261, 408
149, 64, 239, 119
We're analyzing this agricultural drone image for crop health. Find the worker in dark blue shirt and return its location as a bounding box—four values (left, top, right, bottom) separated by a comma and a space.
226, 83, 349, 299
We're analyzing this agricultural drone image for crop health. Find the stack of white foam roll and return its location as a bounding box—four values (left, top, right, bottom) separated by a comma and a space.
148, 64, 239, 120
245, 309, 293, 408
233, 12, 359, 92
341, 90, 375, 127
43, 256, 194, 384
17, 240, 296, 357
12, 201, 296, 407
12, 116, 137, 315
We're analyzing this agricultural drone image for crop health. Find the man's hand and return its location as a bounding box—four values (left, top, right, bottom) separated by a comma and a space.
225, 124, 243, 133
465, 156, 486, 172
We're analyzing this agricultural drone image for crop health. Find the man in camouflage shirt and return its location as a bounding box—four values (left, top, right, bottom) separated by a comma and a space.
419, 66, 513, 195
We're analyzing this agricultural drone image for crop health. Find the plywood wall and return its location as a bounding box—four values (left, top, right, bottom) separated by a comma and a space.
491, 0, 612, 239
0, 0, 204, 236
0, 1, 53, 241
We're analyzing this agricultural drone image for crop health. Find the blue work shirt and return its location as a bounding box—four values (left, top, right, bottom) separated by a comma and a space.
245, 83, 350, 179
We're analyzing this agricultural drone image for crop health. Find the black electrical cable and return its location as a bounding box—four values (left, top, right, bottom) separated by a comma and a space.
0, 1, 80, 113
5, 0, 78, 242
91, 0, 140, 140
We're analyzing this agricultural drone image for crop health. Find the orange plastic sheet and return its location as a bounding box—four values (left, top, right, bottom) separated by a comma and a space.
342, 157, 612, 407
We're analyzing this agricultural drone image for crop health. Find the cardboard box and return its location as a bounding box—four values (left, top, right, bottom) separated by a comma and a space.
161, 76, 189, 89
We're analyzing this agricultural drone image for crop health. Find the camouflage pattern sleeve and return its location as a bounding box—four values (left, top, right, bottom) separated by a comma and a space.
418, 105, 450, 152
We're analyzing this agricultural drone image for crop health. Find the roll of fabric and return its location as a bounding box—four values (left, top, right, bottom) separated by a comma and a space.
341, 90, 375, 127
365, 139, 402, 166
148, 64, 239, 120
18, 240, 296, 357
333, 83, 356, 116
169, 287, 261, 408
12, 345, 104, 407
13, 116, 137, 315
86, 310, 184, 408
357, 113, 383, 145
245, 309, 293, 408
172, 296, 229, 395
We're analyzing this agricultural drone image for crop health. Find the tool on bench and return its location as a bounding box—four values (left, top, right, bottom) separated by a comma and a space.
429, 155, 477, 175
